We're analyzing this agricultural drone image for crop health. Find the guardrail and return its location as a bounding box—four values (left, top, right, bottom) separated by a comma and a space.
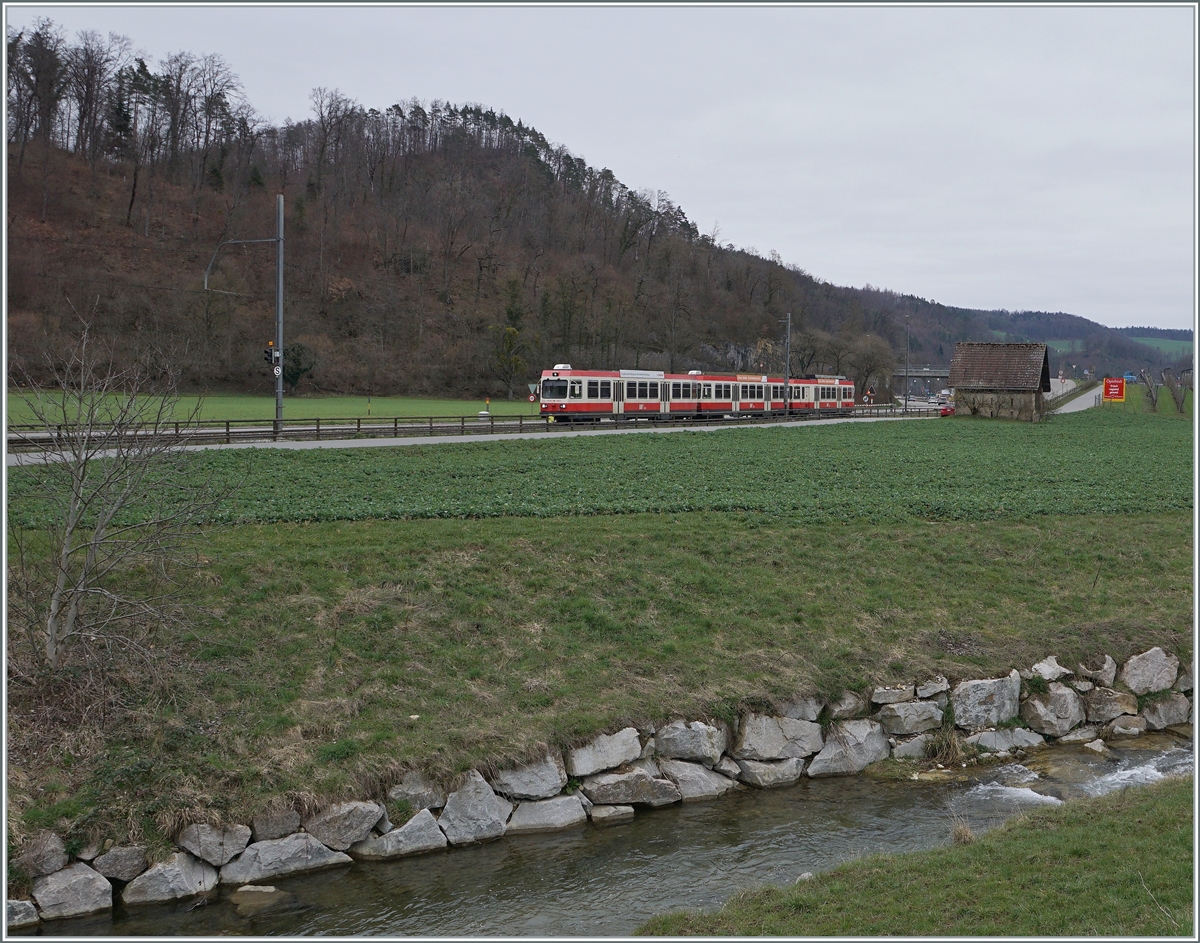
1046, 379, 1100, 412
7, 403, 941, 453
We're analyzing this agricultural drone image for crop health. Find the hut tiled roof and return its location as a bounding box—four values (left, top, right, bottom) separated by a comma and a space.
948, 343, 1051, 392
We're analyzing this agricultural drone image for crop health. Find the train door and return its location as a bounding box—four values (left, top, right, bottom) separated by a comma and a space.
613, 377, 624, 416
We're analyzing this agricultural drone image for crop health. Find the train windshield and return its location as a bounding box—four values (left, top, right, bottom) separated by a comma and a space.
541, 379, 569, 399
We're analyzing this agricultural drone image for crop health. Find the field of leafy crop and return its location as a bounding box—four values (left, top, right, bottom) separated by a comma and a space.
8, 407, 1191, 528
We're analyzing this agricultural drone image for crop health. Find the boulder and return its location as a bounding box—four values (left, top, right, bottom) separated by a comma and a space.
1031, 656, 1073, 681
219, 833, 352, 885
251, 809, 301, 842
876, 701, 943, 735
92, 845, 146, 883
782, 695, 824, 722
1175, 662, 1193, 693
488, 752, 568, 801
631, 757, 662, 778
1083, 687, 1139, 723
231, 885, 294, 917
437, 771, 512, 845
303, 801, 385, 851
1142, 693, 1192, 730
657, 758, 740, 801
347, 809, 448, 860
122, 852, 217, 905
639, 736, 656, 759
828, 690, 867, 719
579, 767, 681, 808
1106, 715, 1148, 738
654, 720, 727, 766
1055, 726, 1100, 744
1076, 654, 1117, 687
1120, 648, 1180, 695
177, 823, 252, 867
16, 831, 67, 878
1083, 739, 1110, 755
1020, 682, 1086, 737
31, 863, 111, 919
564, 727, 641, 777
589, 805, 635, 826
734, 757, 806, 788
75, 843, 102, 862
714, 757, 742, 780
1072, 679, 1094, 692
505, 795, 588, 835
733, 714, 822, 760
916, 676, 950, 699
951, 671, 1021, 730
388, 771, 448, 811
806, 720, 890, 778
374, 809, 393, 835
6, 899, 39, 929
891, 735, 930, 760
871, 685, 915, 705
965, 728, 1045, 753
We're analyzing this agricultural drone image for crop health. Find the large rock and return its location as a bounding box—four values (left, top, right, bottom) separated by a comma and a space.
16, 831, 67, 878
589, 805, 634, 825
1175, 662, 1193, 693
437, 771, 512, 845
734, 757, 806, 788
388, 771, 447, 811
892, 735, 930, 760
733, 714, 823, 760
303, 801, 385, 851
1020, 682, 1086, 737
347, 809, 448, 859
657, 758, 740, 801
564, 728, 641, 777
31, 863, 111, 919
916, 677, 950, 699
122, 852, 217, 905
1031, 656, 1073, 681
871, 685, 915, 705
1120, 648, 1179, 695
488, 753, 568, 801
1076, 654, 1117, 687
1142, 693, 1192, 730
251, 809, 301, 842
1083, 687, 1139, 723
782, 695, 824, 722
220, 834, 351, 885
579, 767, 681, 807
7, 899, 39, 929
1106, 715, 1148, 738
806, 720, 890, 778
92, 845, 147, 882
505, 795, 588, 835
951, 671, 1021, 730
828, 690, 867, 719
876, 701, 943, 735
1056, 726, 1100, 744
177, 823, 252, 867
965, 728, 1045, 753
654, 720, 727, 766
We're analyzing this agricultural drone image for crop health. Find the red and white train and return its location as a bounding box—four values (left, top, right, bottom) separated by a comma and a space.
538, 365, 855, 420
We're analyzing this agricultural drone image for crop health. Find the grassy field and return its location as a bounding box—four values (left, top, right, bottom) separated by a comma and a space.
5, 392, 540, 425
4, 402, 1193, 875
1128, 336, 1194, 357
638, 775, 1194, 936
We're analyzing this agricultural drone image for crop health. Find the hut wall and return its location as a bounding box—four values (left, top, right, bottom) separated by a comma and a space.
957, 390, 1045, 422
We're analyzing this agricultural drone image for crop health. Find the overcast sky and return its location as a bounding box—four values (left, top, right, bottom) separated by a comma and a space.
8, 3, 1197, 330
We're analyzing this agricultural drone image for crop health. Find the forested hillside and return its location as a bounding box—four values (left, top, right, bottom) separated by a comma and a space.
7, 20, 1184, 399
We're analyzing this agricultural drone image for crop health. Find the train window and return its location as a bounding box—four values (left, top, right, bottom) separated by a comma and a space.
758, 385, 764, 399
671, 382, 680, 398
542, 379, 568, 399
587, 380, 599, 398
649, 382, 659, 399
600, 380, 611, 398
569, 380, 583, 399
627, 381, 637, 399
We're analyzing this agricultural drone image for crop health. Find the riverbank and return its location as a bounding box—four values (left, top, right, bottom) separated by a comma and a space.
639, 772, 1194, 936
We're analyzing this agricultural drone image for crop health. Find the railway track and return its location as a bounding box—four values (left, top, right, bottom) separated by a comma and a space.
6, 404, 939, 453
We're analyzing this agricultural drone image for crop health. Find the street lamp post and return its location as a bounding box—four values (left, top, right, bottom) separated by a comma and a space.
904, 315, 910, 413
780, 312, 792, 414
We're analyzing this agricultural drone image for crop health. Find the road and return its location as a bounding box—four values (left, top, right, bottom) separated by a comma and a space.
1049, 379, 1102, 414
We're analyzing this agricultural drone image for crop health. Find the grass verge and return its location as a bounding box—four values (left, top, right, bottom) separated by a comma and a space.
637, 774, 1194, 936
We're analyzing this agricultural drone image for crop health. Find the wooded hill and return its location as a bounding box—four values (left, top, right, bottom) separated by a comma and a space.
7, 20, 1187, 400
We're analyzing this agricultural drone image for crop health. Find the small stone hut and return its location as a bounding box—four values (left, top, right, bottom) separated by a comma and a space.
948, 343, 1051, 422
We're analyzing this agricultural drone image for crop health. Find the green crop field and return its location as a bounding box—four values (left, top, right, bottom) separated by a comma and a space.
4, 401, 1193, 882
1128, 336, 1193, 357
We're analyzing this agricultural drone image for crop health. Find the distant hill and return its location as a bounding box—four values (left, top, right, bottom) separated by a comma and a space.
6, 19, 1189, 399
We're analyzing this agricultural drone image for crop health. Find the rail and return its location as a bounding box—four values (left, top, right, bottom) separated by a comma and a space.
1046, 379, 1100, 412
6, 403, 941, 453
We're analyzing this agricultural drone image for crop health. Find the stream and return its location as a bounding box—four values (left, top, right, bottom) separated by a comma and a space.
24, 732, 1193, 937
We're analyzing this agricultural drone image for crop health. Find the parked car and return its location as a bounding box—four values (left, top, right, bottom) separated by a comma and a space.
940, 405, 956, 417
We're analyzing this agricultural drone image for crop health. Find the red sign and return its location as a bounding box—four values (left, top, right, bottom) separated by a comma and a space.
528, 393, 537, 402
1103, 378, 1125, 402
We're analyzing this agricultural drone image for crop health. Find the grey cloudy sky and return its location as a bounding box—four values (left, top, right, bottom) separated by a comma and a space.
8, 3, 1197, 330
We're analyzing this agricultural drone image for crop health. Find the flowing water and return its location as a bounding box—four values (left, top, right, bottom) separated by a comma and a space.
26, 733, 1193, 937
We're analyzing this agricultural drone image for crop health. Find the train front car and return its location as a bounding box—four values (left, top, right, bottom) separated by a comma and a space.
538, 365, 620, 421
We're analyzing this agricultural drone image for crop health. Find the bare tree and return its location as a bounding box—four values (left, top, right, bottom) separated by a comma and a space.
7, 321, 227, 674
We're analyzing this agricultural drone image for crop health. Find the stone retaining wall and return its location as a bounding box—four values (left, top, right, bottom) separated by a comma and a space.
7, 645, 1193, 929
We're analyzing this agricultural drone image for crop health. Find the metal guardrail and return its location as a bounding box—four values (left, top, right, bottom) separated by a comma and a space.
6, 404, 940, 453
1046, 379, 1100, 411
